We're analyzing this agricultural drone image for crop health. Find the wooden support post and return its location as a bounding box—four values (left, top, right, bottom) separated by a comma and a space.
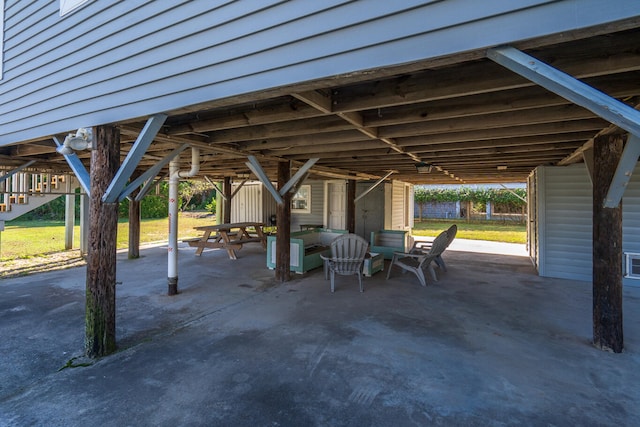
129, 173, 140, 259
128, 172, 142, 259
347, 179, 356, 233
85, 125, 120, 358
223, 176, 232, 224
276, 161, 291, 282
593, 133, 624, 353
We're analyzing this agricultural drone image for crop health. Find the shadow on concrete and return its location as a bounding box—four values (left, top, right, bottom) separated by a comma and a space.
1, 240, 639, 426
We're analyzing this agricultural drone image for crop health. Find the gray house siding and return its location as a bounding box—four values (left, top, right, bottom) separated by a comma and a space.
2, 0, 639, 145
291, 180, 324, 231
534, 163, 640, 287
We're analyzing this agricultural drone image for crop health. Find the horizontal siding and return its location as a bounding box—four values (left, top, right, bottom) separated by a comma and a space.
624, 168, 640, 287
539, 163, 640, 287
291, 180, 324, 230
2, 0, 640, 144
540, 164, 592, 282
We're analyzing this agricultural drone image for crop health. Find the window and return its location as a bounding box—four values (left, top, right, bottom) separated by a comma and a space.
292, 185, 311, 213
625, 253, 640, 280
60, 0, 90, 16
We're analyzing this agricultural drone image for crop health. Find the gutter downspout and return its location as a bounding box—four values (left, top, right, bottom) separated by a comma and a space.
168, 147, 200, 295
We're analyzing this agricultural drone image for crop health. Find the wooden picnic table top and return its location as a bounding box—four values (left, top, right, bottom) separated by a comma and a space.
194, 222, 264, 232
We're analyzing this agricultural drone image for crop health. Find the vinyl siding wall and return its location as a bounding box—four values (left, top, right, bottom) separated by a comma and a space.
2, 0, 639, 145
535, 163, 640, 287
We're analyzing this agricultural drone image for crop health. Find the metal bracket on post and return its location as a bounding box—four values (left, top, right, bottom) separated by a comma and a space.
604, 134, 640, 208
103, 113, 168, 203
53, 136, 91, 196
245, 156, 320, 205
118, 144, 188, 202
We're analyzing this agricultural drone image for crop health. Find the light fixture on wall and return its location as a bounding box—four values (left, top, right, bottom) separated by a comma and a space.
415, 162, 433, 174
497, 165, 508, 170
56, 128, 93, 155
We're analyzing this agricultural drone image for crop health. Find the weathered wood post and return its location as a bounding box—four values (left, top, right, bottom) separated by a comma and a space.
347, 179, 356, 233
85, 125, 120, 357
592, 132, 624, 353
275, 161, 291, 282
128, 172, 142, 259
223, 176, 232, 224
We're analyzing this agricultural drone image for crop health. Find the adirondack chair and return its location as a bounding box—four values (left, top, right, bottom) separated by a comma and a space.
320, 233, 369, 293
411, 224, 457, 271
386, 228, 450, 287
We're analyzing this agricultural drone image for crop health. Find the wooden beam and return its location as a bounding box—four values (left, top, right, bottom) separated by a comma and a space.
275, 161, 291, 283
347, 180, 356, 233
592, 133, 624, 353
85, 124, 120, 358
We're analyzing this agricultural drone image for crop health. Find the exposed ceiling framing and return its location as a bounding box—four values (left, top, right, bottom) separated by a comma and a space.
2, 26, 640, 185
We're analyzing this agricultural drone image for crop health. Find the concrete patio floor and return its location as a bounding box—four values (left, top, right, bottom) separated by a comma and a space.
1, 239, 639, 426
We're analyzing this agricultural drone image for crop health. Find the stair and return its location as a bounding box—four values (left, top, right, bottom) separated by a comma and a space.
0, 172, 79, 221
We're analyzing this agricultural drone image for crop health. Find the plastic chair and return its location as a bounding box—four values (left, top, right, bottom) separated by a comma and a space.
320, 234, 369, 292
386, 229, 450, 286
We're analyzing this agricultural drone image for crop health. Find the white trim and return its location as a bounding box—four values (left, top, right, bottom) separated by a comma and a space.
292, 185, 311, 214
624, 253, 640, 280
60, 0, 90, 17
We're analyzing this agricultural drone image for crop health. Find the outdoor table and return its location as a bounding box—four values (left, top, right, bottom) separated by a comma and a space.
186, 222, 266, 260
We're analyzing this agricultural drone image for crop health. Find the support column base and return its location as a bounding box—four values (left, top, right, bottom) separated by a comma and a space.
168, 277, 178, 296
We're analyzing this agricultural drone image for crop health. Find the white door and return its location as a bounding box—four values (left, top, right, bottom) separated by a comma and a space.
327, 182, 346, 229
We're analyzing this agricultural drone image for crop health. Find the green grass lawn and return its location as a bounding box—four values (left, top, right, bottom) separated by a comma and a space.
0, 215, 525, 261
412, 219, 526, 244
0, 213, 213, 261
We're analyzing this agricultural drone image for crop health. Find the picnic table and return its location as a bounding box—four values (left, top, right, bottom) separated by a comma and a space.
185, 222, 266, 260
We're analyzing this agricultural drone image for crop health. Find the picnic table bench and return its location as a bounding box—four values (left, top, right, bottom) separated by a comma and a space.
185, 222, 266, 260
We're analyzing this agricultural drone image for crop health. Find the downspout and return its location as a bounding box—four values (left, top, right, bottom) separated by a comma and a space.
168, 147, 200, 295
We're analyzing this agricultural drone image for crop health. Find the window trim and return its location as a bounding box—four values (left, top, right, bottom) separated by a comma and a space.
625, 252, 640, 280
292, 185, 311, 214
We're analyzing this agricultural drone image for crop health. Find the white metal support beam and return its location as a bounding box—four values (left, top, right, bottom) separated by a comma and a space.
487, 46, 640, 136
278, 158, 319, 195
103, 113, 168, 203
53, 136, 90, 196
488, 46, 640, 207
604, 134, 640, 208
246, 156, 284, 205
204, 176, 227, 201
583, 147, 595, 186
246, 156, 320, 205
0, 160, 36, 184
118, 143, 187, 202
354, 170, 395, 203
135, 172, 168, 202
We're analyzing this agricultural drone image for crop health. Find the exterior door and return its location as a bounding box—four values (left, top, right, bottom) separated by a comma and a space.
326, 181, 346, 229
355, 182, 385, 238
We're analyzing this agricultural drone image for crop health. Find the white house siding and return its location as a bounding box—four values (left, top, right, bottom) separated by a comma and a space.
231, 182, 277, 225
536, 165, 593, 281
385, 180, 412, 231
291, 180, 324, 231
623, 170, 640, 287
2, 0, 640, 145
534, 163, 640, 287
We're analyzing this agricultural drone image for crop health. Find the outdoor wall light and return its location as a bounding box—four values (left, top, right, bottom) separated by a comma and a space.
415, 162, 433, 173
56, 128, 93, 155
